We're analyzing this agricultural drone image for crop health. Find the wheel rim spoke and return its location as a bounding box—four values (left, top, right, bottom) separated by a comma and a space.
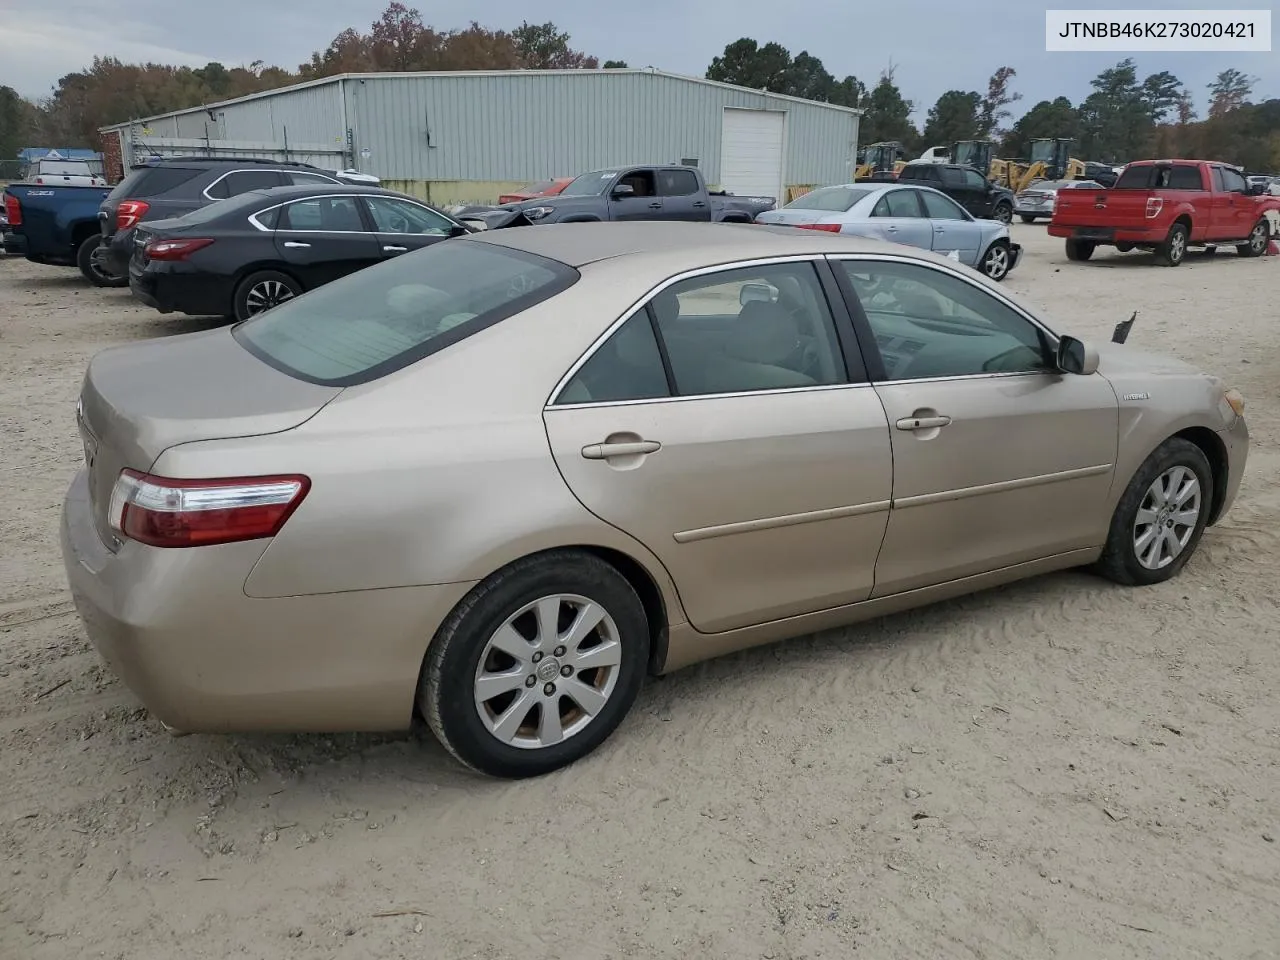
571, 638, 622, 671
475, 668, 526, 701
1172, 508, 1198, 527
487, 623, 533, 663
533, 597, 561, 647
1133, 465, 1202, 570
491, 690, 536, 743
563, 601, 606, 650
562, 678, 608, 717
537, 702, 565, 745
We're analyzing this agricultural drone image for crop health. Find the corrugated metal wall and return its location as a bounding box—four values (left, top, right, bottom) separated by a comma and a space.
342, 72, 858, 185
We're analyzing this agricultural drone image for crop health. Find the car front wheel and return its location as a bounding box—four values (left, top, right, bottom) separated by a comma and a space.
1094, 438, 1213, 586
1236, 219, 1269, 258
992, 202, 1013, 224
979, 239, 1012, 281
421, 550, 650, 778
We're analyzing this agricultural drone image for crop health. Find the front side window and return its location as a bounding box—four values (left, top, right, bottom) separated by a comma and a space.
963, 170, 988, 191
235, 242, 577, 386
919, 190, 968, 221
364, 196, 454, 235
839, 260, 1051, 381
1220, 167, 1248, 193
872, 190, 923, 219
940, 167, 965, 188
658, 170, 700, 197
279, 196, 365, 232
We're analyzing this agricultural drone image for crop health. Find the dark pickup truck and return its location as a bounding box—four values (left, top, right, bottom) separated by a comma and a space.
504, 165, 775, 225
895, 162, 1016, 224
2, 182, 122, 285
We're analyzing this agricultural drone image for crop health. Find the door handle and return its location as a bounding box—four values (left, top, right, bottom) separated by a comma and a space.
692, 201, 706, 208
581, 440, 661, 460
383, 245, 408, 252
647, 202, 662, 209
895, 415, 952, 431
282, 241, 311, 248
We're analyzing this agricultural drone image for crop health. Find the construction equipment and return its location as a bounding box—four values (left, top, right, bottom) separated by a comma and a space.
855, 142, 907, 181
951, 141, 996, 177
1009, 139, 1086, 192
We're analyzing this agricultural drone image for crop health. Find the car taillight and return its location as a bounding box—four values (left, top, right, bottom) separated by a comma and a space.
1145, 197, 1164, 218
144, 237, 214, 260
795, 223, 842, 232
116, 200, 150, 230
34, 177, 43, 184
3, 194, 20, 226
108, 471, 310, 548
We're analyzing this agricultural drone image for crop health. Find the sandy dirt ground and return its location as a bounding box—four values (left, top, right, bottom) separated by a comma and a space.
1, 228, 1279, 960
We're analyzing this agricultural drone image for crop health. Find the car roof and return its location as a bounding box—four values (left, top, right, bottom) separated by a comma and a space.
466, 220, 920, 268
227, 183, 418, 204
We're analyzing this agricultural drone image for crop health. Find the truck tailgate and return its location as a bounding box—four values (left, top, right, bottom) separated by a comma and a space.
1052, 188, 1153, 229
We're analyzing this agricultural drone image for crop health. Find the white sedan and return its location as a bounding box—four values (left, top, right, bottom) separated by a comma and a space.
755, 183, 1020, 281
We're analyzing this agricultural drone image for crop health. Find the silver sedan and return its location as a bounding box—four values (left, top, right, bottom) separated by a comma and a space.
755, 183, 1020, 281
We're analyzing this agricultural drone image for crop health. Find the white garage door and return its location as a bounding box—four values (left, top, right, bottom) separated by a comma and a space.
719, 108, 785, 200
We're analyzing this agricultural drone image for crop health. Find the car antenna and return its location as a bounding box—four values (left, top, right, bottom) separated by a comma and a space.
1112, 310, 1137, 344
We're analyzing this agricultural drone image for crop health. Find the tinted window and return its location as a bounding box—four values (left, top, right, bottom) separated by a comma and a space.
364, 196, 454, 235
1220, 167, 1248, 193
909, 166, 940, 182
38, 160, 94, 176
556, 314, 670, 404
209, 170, 286, 198
1114, 165, 1204, 190
940, 167, 965, 187
279, 196, 365, 231
658, 170, 700, 197
839, 260, 1050, 380
1211, 167, 1226, 191
963, 170, 988, 191
286, 171, 340, 186
648, 262, 847, 395
872, 190, 922, 218
785, 186, 873, 211
253, 206, 281, 230
1169, 165, 1205, 190
919, 190, 967, 220
235, 243, 577, 386
107, 165, 203, 200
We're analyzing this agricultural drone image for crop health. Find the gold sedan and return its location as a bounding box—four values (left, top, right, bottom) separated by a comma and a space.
61, 221, 1248, 778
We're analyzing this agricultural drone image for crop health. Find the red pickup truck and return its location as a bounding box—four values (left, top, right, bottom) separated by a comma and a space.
1049, 159, 1279, 266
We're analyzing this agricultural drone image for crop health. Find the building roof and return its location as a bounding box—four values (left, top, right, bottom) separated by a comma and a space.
99, 67, 863, 132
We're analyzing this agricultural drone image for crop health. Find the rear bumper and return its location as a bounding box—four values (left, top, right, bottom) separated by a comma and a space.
60, 469, 476, 733
102, 229, 133, 276
129, 265, 233, 318
3, 231, 27, 256
1046, 223, 1167, 244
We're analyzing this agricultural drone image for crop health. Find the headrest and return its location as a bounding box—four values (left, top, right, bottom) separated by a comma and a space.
726, 300, 799, 365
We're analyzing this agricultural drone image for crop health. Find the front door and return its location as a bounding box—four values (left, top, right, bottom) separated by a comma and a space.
608, 169, 665, 220
867, 188, 933, 251
544, 259, 892, 634
1217, 165, 1256, 240
918, 189, 982, 265
361, 194, 457, 258
830, 255, 1118, 597
272, 194, 382, 288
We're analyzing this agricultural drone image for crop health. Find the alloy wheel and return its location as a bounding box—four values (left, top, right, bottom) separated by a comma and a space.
983, 244, 1010, 280
244, 280, 296, 315
88, 243, 120, 283
1132, 465, 1201, 570
1169, 231, 1187, 263
1249, 222, 1267, 254
473, 594, 623, 750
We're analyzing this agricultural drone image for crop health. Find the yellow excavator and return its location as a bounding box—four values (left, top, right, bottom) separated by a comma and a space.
1008, 138, 1086, 192
855, 141, 907, 181
947, 140, 1022, 189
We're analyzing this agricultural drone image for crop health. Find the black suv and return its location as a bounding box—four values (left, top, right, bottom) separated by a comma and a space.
99, 157, 348, 277
895, 163, 1015, 224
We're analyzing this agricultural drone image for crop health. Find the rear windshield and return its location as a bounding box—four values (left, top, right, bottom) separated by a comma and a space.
107, 165, 204, 200
38, 160, 94, 176
785, 186, 873, 211
1113, 164, 1204, 190
233, 240, 578, 386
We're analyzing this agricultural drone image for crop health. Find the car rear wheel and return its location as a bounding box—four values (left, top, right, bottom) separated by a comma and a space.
979, 239, 1012, 281
421, 550, 649, 778
1155, 222, 1188, 266
76, 234, 127, 288
1094, 438, 1213, 586
1065, 238, 1095, 261
1236, 219, 1269, 258
233, 270, 302, 321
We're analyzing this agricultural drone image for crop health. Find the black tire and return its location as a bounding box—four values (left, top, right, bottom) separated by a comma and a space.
421, 550, 650, 778
1236, 218, 1269, 258
1155, 222, 1189, 267
233, 270, 302, 321
1019, 214, 1037, 224
992, 202, 1013, 225
1093, 438, 1214, 587
76, 234, 127, 288
1065, 238, 1095, 261
979, 239, 1012, 281
1115, 242, 1135, 253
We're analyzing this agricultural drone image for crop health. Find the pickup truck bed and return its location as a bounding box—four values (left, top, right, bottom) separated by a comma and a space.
1049, 159, 1279, 267
2, 182, 125, 286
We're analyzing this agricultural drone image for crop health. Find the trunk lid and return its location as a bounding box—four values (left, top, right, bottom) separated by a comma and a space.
754, 208, 834, 227
1050, 187, 1145, 227
77, 329, 341, 549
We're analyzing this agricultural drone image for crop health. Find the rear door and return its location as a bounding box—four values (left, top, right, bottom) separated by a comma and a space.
361, 195, 459, 257
868, 188, 933, 250
270, 194, 382, 288
543, 258, 893, 633
656, 169, 710, 221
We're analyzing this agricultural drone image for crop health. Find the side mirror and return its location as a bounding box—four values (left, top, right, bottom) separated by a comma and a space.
448, 223, 471, 237
611, 183, 635, 199
1056, 335, 1099, 376
739, 282, 778, 306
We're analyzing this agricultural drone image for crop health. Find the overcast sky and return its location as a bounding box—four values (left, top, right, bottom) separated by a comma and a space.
3, 0, 1275, 122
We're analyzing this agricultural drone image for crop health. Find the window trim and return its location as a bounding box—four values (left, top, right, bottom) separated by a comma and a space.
826, 252, 1062, 386
203, 167, 339, 200
547, 255, 870, 410
248, 193, 374, 234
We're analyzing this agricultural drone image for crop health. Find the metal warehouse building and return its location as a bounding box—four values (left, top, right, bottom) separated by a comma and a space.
99, 68, 861, 205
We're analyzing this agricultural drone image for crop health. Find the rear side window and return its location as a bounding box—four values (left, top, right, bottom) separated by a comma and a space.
233, 241, 579, 386
940, 168, 964, 187
1168, 165, 1204, 190
107, 165, 203, 200
286, 171, 341, 186
658, 169, 700, 196
1114, 165, 1203, 190
206, 170, 286, 199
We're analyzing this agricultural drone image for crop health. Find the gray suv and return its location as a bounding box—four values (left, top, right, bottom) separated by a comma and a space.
98, 157, 348, 278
